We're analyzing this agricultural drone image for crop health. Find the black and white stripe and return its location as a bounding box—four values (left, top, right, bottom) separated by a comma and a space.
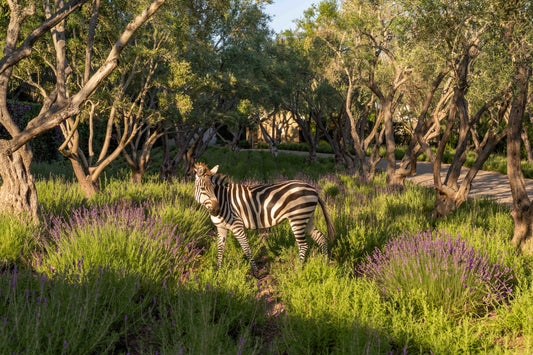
194, 163, 335, 277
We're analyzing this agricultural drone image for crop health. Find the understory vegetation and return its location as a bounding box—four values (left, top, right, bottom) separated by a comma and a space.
1, 148, 532, 354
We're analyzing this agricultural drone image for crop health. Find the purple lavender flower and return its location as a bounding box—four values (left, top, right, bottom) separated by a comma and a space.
39, 200, 203, 282
357, 229, 515, 316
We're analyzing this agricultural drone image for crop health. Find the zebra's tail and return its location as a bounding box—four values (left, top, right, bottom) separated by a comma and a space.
317, 195, 335, 242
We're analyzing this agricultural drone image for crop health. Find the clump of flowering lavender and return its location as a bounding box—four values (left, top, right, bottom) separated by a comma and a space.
357, 229, 514, 316
38, 200, 203, 284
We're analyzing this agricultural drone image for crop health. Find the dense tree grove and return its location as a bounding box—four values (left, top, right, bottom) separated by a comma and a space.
1, 0, 533, 251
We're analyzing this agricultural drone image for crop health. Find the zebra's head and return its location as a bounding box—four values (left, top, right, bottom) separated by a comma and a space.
194, 163, 220, 216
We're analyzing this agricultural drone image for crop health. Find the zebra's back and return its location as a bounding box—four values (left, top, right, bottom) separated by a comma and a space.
227, 180, 319, 230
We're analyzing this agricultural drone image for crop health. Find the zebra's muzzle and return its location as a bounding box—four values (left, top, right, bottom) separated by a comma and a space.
208, 199, 220, 216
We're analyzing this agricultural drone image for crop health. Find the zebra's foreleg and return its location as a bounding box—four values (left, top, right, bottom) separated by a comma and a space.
231, 225, 259, 277
216, 227, 228, 269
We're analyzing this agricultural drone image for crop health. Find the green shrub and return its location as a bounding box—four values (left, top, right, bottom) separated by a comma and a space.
357, 230, 515, 317
273, 258, 391, 354
493, 283, 533, 351
150, 267, 265, 354
36, 201, 203, 284
0, 267, 151, 354
0, 214, 38, 267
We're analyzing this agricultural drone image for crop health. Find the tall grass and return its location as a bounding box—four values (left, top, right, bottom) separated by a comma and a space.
273, 258, 391, 354
1, 147, 532, 353
0, 267, 150, 354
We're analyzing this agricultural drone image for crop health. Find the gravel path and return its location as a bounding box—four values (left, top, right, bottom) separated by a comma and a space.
260, 149, 533, 207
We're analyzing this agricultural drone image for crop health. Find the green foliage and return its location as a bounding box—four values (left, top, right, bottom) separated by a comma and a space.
274, 258, 391, 354
0, 268, 150, 354
381, 288, 496, 353
36, 201, 206, 285
0, 215, 38, 267
0, 150, 532, 353
150, 267, 265, 354
35, 177, 85, 216
327, 173, 434, 266
494, 282, 533, 349
359, 230, 514, 317
200, 146, 336, 182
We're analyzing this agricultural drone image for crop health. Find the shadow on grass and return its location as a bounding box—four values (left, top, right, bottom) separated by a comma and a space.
0, 264, 403, 354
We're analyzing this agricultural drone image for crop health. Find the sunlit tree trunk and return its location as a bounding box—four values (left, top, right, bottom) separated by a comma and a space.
0, 1, 40, 218
507, 58, 533, 252
0, 145, 38, 219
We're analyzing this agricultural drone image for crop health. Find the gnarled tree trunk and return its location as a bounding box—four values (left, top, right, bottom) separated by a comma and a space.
0, 145, 38, 219
391, 70, 450, 186
507, 57, 533, 253
68, 156, 100, 197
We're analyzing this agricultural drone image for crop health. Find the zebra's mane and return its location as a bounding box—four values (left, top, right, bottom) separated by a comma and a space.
211, 173, 232, 187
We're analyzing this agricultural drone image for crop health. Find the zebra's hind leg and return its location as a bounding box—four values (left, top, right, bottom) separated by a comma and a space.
231, 225, 259, 277
289, 217, 310, 261
310, 229, 329, 257
305, 217, 329, 257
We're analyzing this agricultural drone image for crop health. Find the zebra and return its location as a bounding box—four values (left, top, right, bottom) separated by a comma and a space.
193, 162, 335, 277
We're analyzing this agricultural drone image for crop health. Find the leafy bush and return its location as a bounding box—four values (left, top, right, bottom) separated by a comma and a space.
36, 200, 203, 284
357, 229, 515, 317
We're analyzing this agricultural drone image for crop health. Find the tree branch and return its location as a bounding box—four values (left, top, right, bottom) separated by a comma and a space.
1, 0, 167, 156
0, 0, 89, 76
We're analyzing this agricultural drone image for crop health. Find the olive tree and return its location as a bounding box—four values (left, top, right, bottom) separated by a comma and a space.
0, 0, 167, 217
499, 0, 533, 252
396, 0, 513, 216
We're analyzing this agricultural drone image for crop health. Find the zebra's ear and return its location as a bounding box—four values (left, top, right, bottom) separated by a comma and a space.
210, 165, 219, 175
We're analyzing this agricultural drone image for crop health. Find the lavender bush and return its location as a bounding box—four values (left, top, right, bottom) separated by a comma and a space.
0, 266, 149, 354
36, 200, 203, 284
357, 229, 515, 316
